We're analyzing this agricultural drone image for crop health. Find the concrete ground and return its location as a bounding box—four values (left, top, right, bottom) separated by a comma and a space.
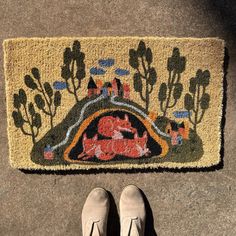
0, 0, 236, 235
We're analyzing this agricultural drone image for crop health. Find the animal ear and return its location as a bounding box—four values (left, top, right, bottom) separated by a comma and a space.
83, 133, 87, 140
93, 134, 98, 141
124, 114, 129, 121
143, 131, 147, 138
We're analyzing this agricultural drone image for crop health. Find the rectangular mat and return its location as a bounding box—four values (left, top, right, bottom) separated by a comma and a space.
3, 37, 224, 171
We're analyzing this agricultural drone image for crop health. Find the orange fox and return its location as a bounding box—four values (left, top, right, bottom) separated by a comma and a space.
78, 132, 149, 161
97, 114, 137, 139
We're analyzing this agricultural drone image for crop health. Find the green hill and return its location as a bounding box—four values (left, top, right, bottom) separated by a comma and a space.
31, 95, 203, 166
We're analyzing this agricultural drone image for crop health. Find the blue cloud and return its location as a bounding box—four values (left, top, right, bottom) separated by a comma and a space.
53, 81, 67, 90
115, 68, 130, 76
90, 67, 106, 75
98, 58, 115, 67
173, 110, 192, 118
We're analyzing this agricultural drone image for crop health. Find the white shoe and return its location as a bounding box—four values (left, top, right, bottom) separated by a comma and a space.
82, 188, 110, 236
120, 185, 146, 236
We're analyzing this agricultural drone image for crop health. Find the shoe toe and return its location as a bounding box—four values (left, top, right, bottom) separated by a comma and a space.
82, 188, 109, 218
87, 188, 109, 206
120, 185, 144, 205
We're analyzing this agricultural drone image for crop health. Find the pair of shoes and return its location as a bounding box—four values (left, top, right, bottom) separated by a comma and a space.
82, 185, 146, 236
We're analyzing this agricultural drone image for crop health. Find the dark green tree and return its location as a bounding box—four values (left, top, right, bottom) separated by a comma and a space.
24, 68, 61, 128
184, 69, 210, 133
158, 48, 186, 117
12, 89, 41, 144
61, 40, 86, 102
129, 40, 157, 112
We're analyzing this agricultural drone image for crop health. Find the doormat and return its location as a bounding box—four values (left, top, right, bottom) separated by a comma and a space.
3, 37, 225, 171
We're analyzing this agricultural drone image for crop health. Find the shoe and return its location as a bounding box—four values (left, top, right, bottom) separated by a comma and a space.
82, 187, 110, 236
119, 185, 146, 236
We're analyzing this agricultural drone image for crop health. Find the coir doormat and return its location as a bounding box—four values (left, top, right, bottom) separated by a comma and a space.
3, 37, 224, 171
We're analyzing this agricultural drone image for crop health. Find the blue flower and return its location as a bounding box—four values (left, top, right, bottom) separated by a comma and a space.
98, 58, 115, 67
115, 68, 130, 76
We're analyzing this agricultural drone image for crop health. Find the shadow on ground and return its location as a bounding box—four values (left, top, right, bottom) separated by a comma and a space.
141, 190, 158, 236
107, 191, 120, 236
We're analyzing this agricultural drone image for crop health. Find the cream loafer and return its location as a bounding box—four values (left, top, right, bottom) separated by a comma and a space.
120, 185, 146, 236
82, 188, 110, 236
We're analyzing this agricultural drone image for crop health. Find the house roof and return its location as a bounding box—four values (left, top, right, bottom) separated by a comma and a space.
178, 122, 185, 128
114, 77, 122, 90
170, 121, 179, 131
87, 77, 97, 89
104, 82, 112, 88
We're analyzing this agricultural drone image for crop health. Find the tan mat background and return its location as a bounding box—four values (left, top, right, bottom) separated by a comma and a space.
4, 37, 224, 170
0, 0, 235, 235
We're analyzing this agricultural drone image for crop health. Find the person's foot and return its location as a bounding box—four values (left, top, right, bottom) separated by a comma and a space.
119, 185, 146, 236
82, 187, 110, 236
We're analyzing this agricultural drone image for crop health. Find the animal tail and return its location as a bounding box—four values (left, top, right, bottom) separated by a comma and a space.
77, 152, 87, 160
